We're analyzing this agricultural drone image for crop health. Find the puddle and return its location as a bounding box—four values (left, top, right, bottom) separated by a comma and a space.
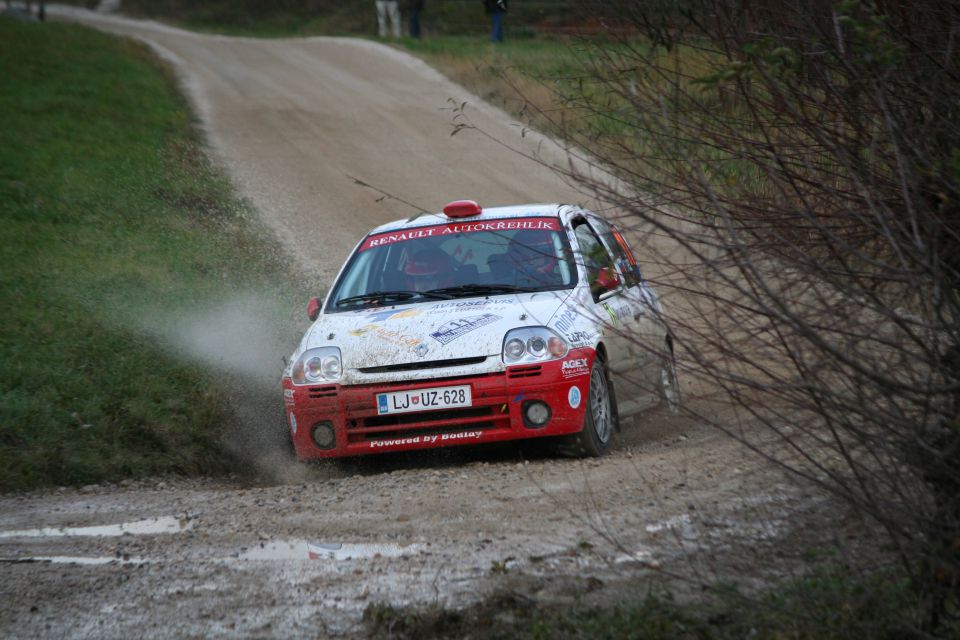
645, 514, 693, 534
0, 516, 191, 539
239, 540, 421, 561
0, 555, 146, 565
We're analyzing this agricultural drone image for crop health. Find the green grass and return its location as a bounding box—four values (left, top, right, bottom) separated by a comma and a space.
413, 35, 774, 197
0, 17, 307, 491
400, 35, 597, 115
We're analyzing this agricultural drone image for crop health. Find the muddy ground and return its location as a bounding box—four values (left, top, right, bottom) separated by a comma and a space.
0, 6, 863, 639
2, 406, 856, 638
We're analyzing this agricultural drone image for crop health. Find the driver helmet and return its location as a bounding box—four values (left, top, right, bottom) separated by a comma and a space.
508, 229, 558, 274
404, 248, 453, 291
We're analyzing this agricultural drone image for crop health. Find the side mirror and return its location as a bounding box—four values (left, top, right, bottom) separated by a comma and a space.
307, 297, 322, 321
595, 267, 620, 292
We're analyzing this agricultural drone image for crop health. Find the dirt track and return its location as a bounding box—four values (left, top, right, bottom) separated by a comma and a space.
0, 6, 836, 638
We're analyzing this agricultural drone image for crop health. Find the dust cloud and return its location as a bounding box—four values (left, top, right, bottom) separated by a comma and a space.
138, 293, 327, 484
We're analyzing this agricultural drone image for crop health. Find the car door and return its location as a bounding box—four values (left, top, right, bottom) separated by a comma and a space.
587, 216, 666, 416
570, 217, 646, 415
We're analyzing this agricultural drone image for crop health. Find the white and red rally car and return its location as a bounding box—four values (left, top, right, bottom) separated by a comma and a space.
282, 200, 678, 459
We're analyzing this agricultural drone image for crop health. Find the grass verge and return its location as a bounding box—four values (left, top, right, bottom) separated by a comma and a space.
0, 16, 307, 491
364, 566, 935, 639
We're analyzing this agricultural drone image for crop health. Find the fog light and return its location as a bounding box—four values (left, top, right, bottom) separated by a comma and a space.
311, 421, 336, 450
522, 401, 551, 428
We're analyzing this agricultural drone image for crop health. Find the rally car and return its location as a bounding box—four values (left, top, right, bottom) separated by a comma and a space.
282, 200, 679, 459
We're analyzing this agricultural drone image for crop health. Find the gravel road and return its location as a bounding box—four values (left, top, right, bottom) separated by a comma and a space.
0, 6, 837, 638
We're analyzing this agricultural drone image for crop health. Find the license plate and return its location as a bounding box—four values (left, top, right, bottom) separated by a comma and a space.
376, 385, 472, 415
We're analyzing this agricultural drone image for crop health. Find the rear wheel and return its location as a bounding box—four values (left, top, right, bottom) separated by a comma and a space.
574, 359, 615, 457
659, 345, 680, 414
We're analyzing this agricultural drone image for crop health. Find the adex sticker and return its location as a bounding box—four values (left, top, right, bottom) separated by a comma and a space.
289, 413, 298, 436
568, 386, 582, 409
430, 313, 500, 345
561, 357, 590, 378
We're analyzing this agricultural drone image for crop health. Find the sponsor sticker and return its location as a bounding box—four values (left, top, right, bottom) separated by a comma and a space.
348, 324, 423, 351
602, 303, 620, 327
359, 218, 560, 251
430, 313, 500, 345
640, 283, 661, 312
289, 413, 297, 436
429, 299, 501, 312
554, 307, 579, 334
363, 308, 423, 323
561, 357, 590, 378
565, 330, 592, 347
368, 430, 483, 449
568, 386, 582, 409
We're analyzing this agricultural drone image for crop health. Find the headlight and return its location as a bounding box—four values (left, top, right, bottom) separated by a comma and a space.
502, 327, 568, 364
527, 336, 547, 358
505, 338, 525, 359
291, 347, 342, 384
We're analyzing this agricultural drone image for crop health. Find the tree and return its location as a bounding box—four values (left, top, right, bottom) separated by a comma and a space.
535, 0, 958, 628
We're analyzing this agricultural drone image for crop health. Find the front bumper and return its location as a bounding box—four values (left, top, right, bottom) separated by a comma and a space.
282, 348, 595, 459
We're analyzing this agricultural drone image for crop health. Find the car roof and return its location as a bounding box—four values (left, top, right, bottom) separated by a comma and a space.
367, 203, 578, 235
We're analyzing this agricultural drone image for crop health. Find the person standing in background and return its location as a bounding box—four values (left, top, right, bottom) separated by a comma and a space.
407, 0, 424, 39
482, 0, 507, 43
376, 0, 402, 38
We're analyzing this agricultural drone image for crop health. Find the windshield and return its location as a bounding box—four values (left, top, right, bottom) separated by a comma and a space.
327, 217, 577, 312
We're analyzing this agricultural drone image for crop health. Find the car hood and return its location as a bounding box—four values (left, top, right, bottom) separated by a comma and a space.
303, 291, 573, 372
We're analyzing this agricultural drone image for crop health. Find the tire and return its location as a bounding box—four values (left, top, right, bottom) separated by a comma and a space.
659, 348, 681, 414
574, 359, 616, 457
284, 410, 298, 460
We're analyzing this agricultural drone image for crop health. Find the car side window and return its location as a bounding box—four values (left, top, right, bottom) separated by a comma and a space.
590, 218, 641, 289
572, 219, 617, 300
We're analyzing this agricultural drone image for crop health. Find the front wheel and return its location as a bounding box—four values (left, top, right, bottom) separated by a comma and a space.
574, 359, 615, 457
284, 410, 298, 460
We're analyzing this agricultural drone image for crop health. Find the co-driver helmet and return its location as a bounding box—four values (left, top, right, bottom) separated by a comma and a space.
508, 229, 558, 274
404, 248, 453, 291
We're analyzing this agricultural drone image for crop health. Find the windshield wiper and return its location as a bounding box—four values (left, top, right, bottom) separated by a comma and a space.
424, 284, 539, 298
335, 290, 452, 308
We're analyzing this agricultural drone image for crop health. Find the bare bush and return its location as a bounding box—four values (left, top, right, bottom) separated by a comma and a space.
524, 0, 959, 628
